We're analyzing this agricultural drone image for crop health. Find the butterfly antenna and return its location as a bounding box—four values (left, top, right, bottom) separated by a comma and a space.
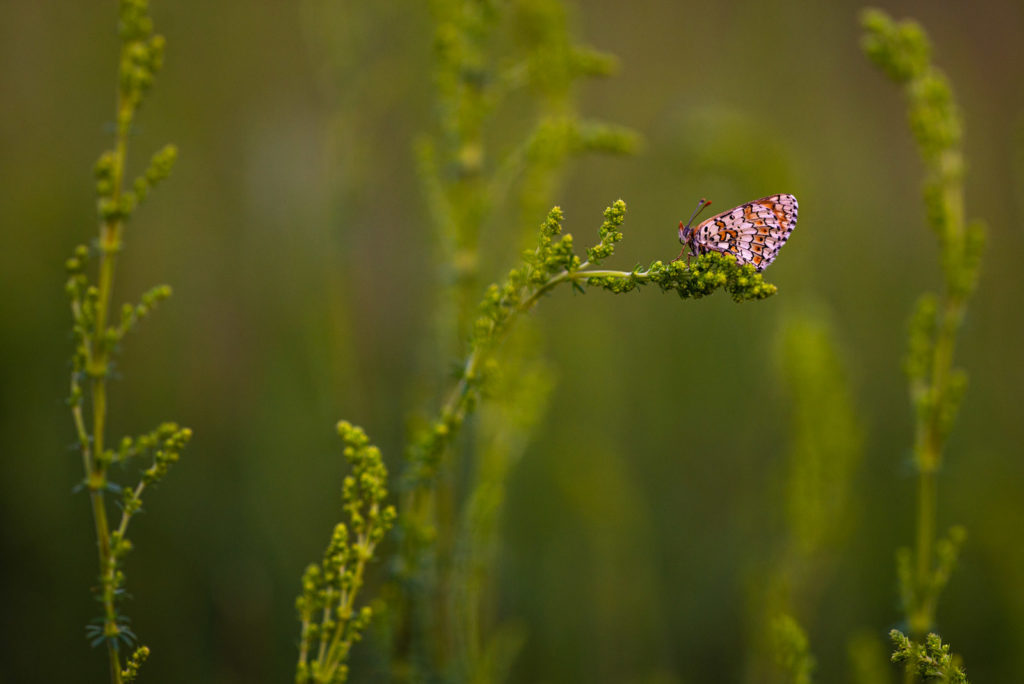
683, 198, 712, 230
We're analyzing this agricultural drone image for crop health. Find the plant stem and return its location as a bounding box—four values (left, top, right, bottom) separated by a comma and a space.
911, 459, 936, 637
908, 159, 965, 640
85, 68, 132, 684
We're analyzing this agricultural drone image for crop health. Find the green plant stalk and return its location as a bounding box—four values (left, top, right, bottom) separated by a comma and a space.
70, 4, 184, 677
424, 0, 492, 357
449, 341, 548, 683
910, 280, 965, 639
70, 314, 119, 682
909, 156, 965, 642
83, 80, 134, 684
911, 461, 936, 640
406, 6, 497, 664
862, 10, 983, 649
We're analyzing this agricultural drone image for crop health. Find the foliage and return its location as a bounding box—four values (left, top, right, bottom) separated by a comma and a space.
65, 1, 186, 681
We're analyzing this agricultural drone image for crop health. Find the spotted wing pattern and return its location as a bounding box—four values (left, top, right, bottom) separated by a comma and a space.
689, 194, 798, 272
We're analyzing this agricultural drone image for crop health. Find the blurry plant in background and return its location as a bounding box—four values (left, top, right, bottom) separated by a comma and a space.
754, 311, 863, 684
862, 8, 984, 681
393, 0, 635, 680
718, 9, 986, 684
65, 1, 190, 681
752, 10, 986, 684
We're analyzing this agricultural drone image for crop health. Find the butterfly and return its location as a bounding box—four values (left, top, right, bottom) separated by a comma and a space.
675, 193, 798, 272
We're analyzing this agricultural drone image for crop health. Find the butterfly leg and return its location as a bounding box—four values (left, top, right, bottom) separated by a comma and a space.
671, 246, 696, 266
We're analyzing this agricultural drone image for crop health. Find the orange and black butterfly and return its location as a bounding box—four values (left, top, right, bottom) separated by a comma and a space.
676, 194, 798, 271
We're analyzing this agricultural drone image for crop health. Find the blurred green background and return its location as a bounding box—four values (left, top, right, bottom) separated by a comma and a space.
2, 1, 1023, 682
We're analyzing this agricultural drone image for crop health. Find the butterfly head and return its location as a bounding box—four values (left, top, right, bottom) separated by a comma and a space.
678, 198, 712, 245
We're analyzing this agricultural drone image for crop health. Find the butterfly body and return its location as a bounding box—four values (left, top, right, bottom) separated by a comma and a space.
677, 193, 798, 272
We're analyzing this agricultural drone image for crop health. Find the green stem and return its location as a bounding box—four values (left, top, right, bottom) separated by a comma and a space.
85, 75, 132, 684
116, 481, 147, 538
520, 263, 645, 309
297, 615, 312, 680
318, 524, 377, 683
316, 595, 333, 665
911, 458, 936, 637
92, 266, 124, 684
907, 146, 967, 643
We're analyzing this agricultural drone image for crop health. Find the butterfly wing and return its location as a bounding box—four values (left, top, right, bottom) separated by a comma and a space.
691, 194, 798, 271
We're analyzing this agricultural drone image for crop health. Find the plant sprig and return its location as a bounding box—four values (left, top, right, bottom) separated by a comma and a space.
890, 631, 969, 684
296, 422, 397, 684
862, 7, 983, 678
66, 2, 184, 681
